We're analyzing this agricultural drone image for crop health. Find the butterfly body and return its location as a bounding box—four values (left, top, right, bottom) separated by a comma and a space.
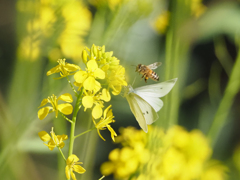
136, 62, 162, 82
124, 78, 177, 132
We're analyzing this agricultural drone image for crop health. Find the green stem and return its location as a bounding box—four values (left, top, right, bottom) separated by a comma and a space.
207, 45, 240, 147
57, 146, 66, 161
60, 113, 73, 123
66, 76, 78, 96
74, 127, 96, 139
68, 88, 84, 157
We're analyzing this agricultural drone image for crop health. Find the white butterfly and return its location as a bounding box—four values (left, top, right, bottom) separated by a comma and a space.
124, 78, 178, 132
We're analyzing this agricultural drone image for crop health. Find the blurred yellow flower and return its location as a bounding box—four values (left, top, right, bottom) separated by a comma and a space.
191, 0, 207, 17
38, 127, 68, 150
38, 93, 73, 120
47, 59, 80, 79
201, 160, 228, 180
153, 11, 170, 34
94, 105, 117, 141
153, 1, 206, 34
58, 1, 92, 61
17, 36, 40, 61
65, 154, 86, 180
74, 60, 105, 91
17, 0, 92, 62
101, 126, 228, 180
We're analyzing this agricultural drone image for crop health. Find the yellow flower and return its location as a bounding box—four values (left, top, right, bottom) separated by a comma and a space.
38, 127, 68, 150
74, 60, 105, 91
47, 59, 80, 79
94, 105, 117, 141
82, 88, 111, 119
65, 154, 86, 180
101, 146, 147, 179
153, 11, 170, 34
107, 65, 127, 95
38, 93, 73, 120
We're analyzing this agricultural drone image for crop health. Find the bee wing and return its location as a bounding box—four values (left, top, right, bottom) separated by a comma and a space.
125, 92, 159, 133
147, 62, 162, 70
134, 78, 177, 98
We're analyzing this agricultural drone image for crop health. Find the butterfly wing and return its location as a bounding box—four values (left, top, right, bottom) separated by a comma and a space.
134, 78, 177, 112
134, 78, 177, 98
137, 96, 163, 112
147, 62, 162, 70
125, 92, 158, 133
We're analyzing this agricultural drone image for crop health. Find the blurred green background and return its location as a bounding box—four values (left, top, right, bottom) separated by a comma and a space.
1, 0, 240, 179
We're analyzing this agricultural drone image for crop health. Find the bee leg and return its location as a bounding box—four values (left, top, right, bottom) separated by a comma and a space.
144, 77, 148, 83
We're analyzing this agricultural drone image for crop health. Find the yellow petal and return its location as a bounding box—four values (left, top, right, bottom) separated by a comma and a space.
73, 165, 86, 174
107, 125, 117, 142
74, 71, 88, 83
94, 80, 101, 93
103, 105, 112, 119
82, 96, 93, 109
67, 154, 80, 165
57, 134, 68, 141
94, 68, 105, 79
58, 142, 65, 149
97, 129, 106, 141
111, 86, 122, 95
58, 103, 73, 115
46, 65, 60, 76
87, 60, 98, 71
38, 131, 51, 142
71, 171, 77, 180
100, 88, 111, 102
82, 49, 88, 63
65, 63, 80, 72
92, 104, 103, 119
38, 107, 52, 120
50, 130, 58, 144
47, 139, 56, 150
101, 64, 109, 71
65, 166, 71, 179
58, 93, 73, 103
83, 76, 96, 91
38, 98, 49, 108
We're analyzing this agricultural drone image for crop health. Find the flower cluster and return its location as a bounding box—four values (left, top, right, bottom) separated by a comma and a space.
101, 126, 228, 180
37, 44, 127, 180
74, 44, 127, 140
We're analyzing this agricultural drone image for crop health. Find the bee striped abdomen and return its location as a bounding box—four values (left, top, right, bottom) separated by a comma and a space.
151, 71, 159, 81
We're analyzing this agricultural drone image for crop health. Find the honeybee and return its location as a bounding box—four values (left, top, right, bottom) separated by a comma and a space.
136, 62, 162, 82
